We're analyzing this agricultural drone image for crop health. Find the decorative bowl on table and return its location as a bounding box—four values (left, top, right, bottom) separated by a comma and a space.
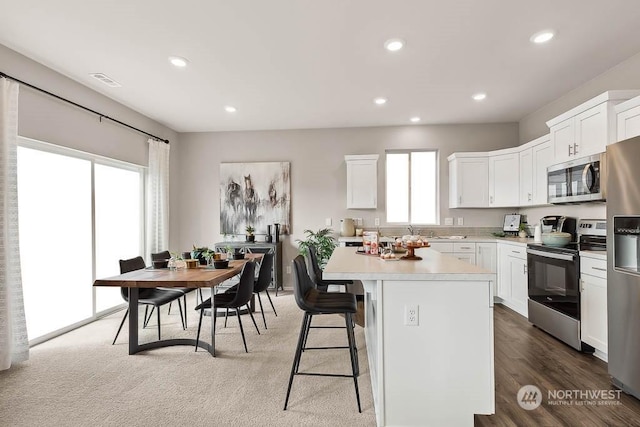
185, 259, 199, 269
213, 259, 229, 269
541, 232, 572, 248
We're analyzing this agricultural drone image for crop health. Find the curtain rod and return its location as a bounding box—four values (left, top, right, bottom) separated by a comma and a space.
0, 71, 169, 144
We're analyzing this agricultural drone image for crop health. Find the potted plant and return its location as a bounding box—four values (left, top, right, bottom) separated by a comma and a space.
297, 228, 337, 268
246, 225, 255, 242
192, 245, 212, 265
518, 224, 528, 238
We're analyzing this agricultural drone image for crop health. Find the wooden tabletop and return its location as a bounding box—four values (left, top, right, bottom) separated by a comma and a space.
93, 254, 262, 289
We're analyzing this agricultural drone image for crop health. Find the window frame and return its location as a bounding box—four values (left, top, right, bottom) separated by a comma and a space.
385, 149, 440, 226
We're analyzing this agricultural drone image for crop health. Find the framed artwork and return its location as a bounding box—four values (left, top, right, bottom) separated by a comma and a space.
220, 162, 290, 235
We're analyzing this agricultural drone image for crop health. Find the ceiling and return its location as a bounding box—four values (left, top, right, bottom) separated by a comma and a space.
1, 1, 640, 133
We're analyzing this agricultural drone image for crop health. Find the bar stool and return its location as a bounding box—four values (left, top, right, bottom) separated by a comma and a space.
283, 255, 361, 413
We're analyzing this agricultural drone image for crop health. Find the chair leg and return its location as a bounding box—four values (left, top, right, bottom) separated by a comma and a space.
224, 308, 229, 328
198, 289, 204, 304
302, 313, 312, 352
144, 306, 155, 328
183, 295, 188, 325
247, 304, 261, 335
143, 306, 149, 328
265, 289, 277, 317
236, 308, 248, 353
346, 313, 362, 413
256, 292, 267, 329
284, 313, 309, 410
177, 299, 186, 330
168, 301, 172, 315
157, 305, 161, 341
195, 307, 204, 352
295, 314, 311, 373
112, 309, 129, 345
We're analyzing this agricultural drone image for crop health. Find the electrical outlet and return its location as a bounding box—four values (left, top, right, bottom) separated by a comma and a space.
445, 217, 454, 226
355, 218, 363, 226
286, 265, 291, 274
374, 217, 380, 226
404, 304, 419, 326
457, 217, 464, 226
325, 217, 332, 226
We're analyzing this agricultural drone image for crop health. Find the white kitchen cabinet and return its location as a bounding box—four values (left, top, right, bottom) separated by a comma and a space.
497, 242, 528, 318
615, 95, 640, 141
430, 241, 476, 266
580, 255, 608, 359
448, 155, 489, 208
531, 137, 552, 205
548, 90, 640, 163
345, 154, 378, 209
519, 148, 533, 206
489, 153, 519, 207
477, 242, 497, 297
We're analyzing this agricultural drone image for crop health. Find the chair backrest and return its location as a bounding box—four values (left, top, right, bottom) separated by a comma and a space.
253, 252, 274, 292
305, 244, 324, 285
292, 255, 319, 312
151, 251, 171, 261
118, 256, 146, 301
225, 261, 256, 307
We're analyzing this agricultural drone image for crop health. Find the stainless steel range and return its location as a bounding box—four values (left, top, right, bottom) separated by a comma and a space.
526, 218, 606, 352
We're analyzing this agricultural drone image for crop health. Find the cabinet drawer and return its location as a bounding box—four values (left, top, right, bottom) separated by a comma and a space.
581, 256, 607, 279
501, 243, 527, 260
429, 242, 454, 253
453, 242, 476, 253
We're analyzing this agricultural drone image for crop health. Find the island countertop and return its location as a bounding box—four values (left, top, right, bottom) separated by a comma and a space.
323, 246, 495, 282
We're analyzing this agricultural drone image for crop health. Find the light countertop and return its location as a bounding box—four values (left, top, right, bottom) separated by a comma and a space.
323, 247, 495, 281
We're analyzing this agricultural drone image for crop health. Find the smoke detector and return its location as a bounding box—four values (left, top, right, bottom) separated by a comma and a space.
89, 73, 121, 88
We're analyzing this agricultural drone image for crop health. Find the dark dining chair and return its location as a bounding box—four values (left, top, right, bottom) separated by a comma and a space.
306, 244, 353, 292
151, 250, 201, 326
194, 261, 260, 353
227, 252, 277, 329
283, 255, 361, 412
112, 256, 186, 345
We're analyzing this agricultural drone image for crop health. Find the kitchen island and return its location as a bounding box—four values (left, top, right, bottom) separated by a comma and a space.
323, 247, 496, 426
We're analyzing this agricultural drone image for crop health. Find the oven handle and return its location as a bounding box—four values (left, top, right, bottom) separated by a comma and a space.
526, 248, 576, 261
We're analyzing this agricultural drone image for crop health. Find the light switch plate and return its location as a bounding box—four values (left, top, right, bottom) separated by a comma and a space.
374, 218, 380, 226
325, 218, 332, 226
445, 217, 454, 226
457, 217, 464, 226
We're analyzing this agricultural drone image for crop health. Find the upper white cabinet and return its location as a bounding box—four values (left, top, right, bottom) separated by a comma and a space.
519, 148, 533, 206
615, 95, 640, 141
345, 154, 378, 209
547, 90, 640, 163
489, 153, 519, 207
448, 155, 489, 208
519, 134, 552, 206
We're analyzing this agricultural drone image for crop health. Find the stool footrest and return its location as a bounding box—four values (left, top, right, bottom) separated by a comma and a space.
296, 372, 355, 378
304, 345, 350, 350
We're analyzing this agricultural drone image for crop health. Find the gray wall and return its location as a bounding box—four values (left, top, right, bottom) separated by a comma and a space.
0, 43, 182, 247
174, 123, 518, 286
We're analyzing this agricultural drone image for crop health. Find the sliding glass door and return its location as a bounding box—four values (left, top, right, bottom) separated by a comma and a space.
17, 138, 144, 343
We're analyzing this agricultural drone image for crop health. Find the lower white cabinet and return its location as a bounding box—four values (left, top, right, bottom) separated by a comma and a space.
580, 255, 608, 359
497, 242, 528, 318
430, 241, 477, 265
477, 243, 497, 297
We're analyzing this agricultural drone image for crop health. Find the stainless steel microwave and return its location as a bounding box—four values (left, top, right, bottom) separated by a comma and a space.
547, 153, 606, 204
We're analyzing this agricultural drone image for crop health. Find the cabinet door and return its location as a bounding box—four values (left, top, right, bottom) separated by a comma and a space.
574, 103, 608, 158
497, 245, 512, 300
455, 158, 489, 207
531, 138, 552, 205
489, 153, 519, 207
510, 257, 529, 318
551, 118, 575, 163
346, 158, 377, 209
519, 148, 533, 206
617, 104, 640, 141
455, 253, 476, 265
581, 275, 608, 353
477, 243, 497, 273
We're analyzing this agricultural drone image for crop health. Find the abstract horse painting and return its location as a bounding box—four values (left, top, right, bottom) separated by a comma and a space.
220, 162, 290, 236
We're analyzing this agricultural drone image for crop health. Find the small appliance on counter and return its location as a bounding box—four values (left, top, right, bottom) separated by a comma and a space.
540, 215, 577, 242
503, 213, 524, 237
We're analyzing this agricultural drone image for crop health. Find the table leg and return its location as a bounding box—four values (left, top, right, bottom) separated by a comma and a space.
210, 285, 216, 357
128, 288, 139, 355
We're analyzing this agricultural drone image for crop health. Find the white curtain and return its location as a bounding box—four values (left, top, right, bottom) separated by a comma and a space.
0, 78, 29, 370
146, 138, 170, 261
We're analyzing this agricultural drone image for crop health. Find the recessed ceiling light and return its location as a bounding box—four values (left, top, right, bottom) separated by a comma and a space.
224, 105, 237, 113
410, 117, 421, 123
472, 93, 487, 101
168, 56, 189, 67
384, 38, 405, 52
530, 30, 555, 44
374, 97, 387, 105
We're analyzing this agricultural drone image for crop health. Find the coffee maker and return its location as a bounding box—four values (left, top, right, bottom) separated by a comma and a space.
540, 215, 577, 241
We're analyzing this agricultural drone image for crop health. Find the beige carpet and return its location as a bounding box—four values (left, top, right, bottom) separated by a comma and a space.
0, 291, 376, 426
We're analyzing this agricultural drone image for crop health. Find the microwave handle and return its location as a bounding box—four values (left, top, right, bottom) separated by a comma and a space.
582, 164, 595, 192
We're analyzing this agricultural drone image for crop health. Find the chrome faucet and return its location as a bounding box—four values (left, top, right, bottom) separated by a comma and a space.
408, 225, 414, 235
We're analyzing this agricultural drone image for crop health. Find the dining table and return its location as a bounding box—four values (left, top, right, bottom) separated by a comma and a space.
93, 254, 262, 357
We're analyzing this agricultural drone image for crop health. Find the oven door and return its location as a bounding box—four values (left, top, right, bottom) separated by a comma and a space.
527, 248, 580, 319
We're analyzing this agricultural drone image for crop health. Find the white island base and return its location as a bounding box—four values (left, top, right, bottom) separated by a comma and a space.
323, 247, 495, 426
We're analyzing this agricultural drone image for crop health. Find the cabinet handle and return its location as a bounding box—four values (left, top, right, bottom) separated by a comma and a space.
568, 144, 573, 156
459, 195, 462, 205
512, 250, 521, 254
528, 193, 532, 201
573, 143, 579, 155
591, 266, 607, 272
460, 246, 471, 250
490, 195, 494, 204
523, 265, 527, 274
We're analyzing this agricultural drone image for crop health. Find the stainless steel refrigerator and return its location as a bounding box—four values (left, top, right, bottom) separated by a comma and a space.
607, 135, 640, 400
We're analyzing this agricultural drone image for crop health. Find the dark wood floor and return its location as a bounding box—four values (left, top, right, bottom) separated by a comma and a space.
475, 304, 640, 427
